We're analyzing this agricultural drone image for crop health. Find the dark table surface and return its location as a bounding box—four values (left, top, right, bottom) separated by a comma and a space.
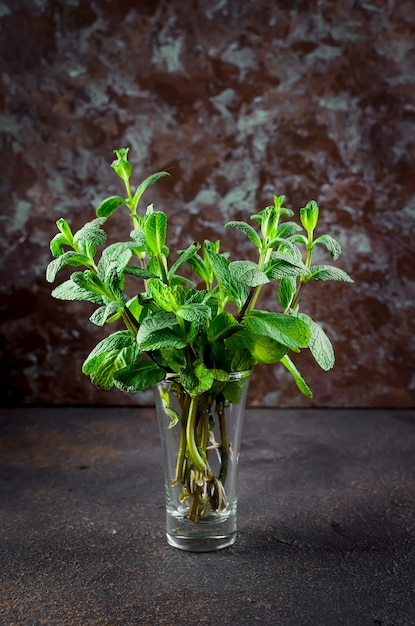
1, 406, 414, 626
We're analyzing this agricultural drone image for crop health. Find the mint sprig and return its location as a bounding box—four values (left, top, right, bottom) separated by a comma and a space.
47, 147, 353, 398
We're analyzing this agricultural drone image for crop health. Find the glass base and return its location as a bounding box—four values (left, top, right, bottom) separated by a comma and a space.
166, 509, 237, 552
167, 531, 236, 552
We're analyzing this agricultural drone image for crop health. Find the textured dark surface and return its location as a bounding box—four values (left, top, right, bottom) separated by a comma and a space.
1, 406, 415, 625
0, 0, 415, 407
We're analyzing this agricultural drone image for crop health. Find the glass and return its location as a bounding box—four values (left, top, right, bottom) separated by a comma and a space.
154, 371, 251, 552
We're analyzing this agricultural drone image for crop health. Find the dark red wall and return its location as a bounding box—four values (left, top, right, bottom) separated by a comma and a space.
1, 0, 414, 407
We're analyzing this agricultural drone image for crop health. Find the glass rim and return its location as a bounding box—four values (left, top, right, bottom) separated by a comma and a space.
163, 370, 252, 383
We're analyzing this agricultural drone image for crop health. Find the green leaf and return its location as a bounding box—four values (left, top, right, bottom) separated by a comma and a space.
46, 251, 92, 283
111, 148, 131, 182
289, 234, 308, 246
224, 221, 262, 249
275, 222, 302, 238
137, 328, 186, 352
130, 228, 146, 248
89, 343, 139, 390
73, 217, 107, 247
226, 329, 288, 364
300, 200, 319, 232
82, 331, 137, 374
176, 304, 212, 323
194, 362, 215, 394
89, 301, 121, 326
312, 234, 342, 260
123, 265, 158, 280
168, 242, 201, 278
132, 171, 170, 208
50, 233, 68, 258
113, 360, 165, 392
137, 310, 177, 334
71, 271, 108, 297
229, 261, 269, 287
280, 355, 313, 398
51, 279, 104, 304
56, 218, 73, 242
207, 312, 240, 342
278, 276, 297, 309
242, 310, 310, 351
97, 243, 133, 280
309, 265, 354, 282
96, 196, 126, 218
230, 350, 254, 374
264, 253, 309, 280
266, 237, 303, 260
297, 312, 335, 371
187, 253, 211, 284
144, 211, 167, 256
146, 279, 177, 312
136, 310, 184, 351
204, 249, 246, 309
103, 263, 126, 302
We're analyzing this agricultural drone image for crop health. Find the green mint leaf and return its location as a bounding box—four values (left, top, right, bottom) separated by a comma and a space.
278, 276, 297, 309
229, 261, 269, 287
111, 148, 131, 182
51, 279, 104, 304
243, 310, 310, 351
73, 217, 107, 247
113, 360, 165, 393
97, 243, 133, 280
224, 221, 262, 249
300, 200, 319, 232
123, 265, 158, 280
96, 196, 127, 218
89, 302, 121, 326
82, 331, 136, 374
168, 242, 201, 278
176, 303, 212, 323
230, 350, 254, 374
72, 271, 108, 297
137, 311, 185, 352
130, 228, 147, 248
56, 218, 73, 242
297, 312, 335, 371
280, 355, 313, 398
194, 362, 215, 394
264, 253, 309, 280
251, 205, 279, 239
204, 249, 246, 309
88, 343, 139, 390
266, 237, 303, 260
144, 211, 167, 256
146, 279, 181, 312
50, 233, 69, 258
309, 265, 354, 282
207, 312, 240, 342
312, 234, 342, 260
137, 327, 186, 352
275, 222, 302, 238
289, 234, 308, 246
186, 253, 211, 284
132, 171, 170, 209
135, 310, 179, 341
46, 251, 93, 283
226, 329, 288, 364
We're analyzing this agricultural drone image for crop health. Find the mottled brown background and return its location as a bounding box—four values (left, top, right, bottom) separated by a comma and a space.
0, 0, 414, 407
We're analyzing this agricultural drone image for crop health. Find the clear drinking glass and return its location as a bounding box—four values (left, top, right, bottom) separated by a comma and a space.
154, 371, 251, 552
